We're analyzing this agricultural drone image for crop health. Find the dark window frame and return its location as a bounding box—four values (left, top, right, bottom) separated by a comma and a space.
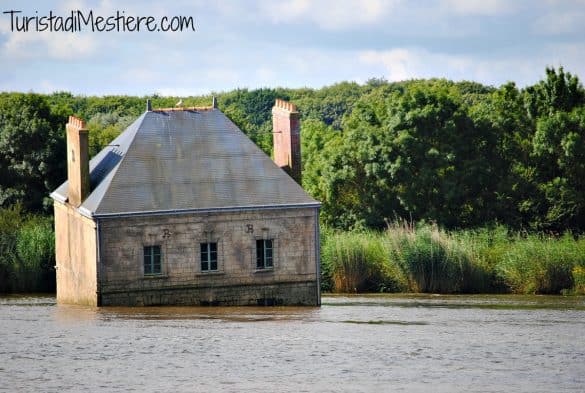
256, 239, 274, 269
200, 242, 218, 272
144, 245, 162, 275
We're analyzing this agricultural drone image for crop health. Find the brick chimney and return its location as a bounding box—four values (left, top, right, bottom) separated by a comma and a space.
272, 99, 301, 184
66, 116, 90, 207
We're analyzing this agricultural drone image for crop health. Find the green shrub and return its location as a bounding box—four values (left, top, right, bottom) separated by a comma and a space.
391, 225, 467, 293
573, 265, 585, 295
0, 206, 55, 293
495, 233, 585, 294
0, 205, 24, 292
322, 230, 407, 293
450, 226, 509, 293
319, 226, 335, 292
13, 216, 55, 292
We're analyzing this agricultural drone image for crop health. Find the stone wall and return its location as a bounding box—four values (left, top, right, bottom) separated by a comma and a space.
54, 201, 98, 306
101, 281, 318, 306
97, 207, 319, 306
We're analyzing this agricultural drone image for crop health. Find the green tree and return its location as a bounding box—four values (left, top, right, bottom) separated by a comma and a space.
86, 112, 135, 157
314, 86, 401, 228
532, 108, 585, 229
0, 93, 66, 212
469, 82, 536, 228
301, 119, 340, 211
220, 88, 291, 155
382, 81, 498, 227
521, 67, 585, 230
524, 67, 585, 119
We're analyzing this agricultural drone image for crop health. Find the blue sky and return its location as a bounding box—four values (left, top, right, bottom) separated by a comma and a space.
1, 0, 584, 96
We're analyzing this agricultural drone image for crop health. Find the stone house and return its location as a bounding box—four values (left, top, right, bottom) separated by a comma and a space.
50, 99, 320, 306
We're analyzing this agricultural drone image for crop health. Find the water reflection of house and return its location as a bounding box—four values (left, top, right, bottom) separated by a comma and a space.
50, 99, 320, 306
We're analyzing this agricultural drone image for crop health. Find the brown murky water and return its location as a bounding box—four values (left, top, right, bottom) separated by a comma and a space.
1, 294, 584, 392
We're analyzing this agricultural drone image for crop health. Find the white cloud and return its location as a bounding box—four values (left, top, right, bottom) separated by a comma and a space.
207, 68, 241, 84
257, 0, 401, 30
442, 0, 515, 16
360, 49, 415, 81
358, 45, 585, 88
122, 67, 162, 83
3, 31, 98, 61
359, 48, 474, 82
255, 67, 276, 84
39, 79, 64, 93
57, 0, 89, 12
539, 42, 585, 76
155, 87, 213, 97
533, 11, 585, 35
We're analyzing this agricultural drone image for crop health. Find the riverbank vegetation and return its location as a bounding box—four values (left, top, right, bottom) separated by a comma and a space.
0, 205, 55, 292
321, 224, 585, 295
1, 66, 584, 294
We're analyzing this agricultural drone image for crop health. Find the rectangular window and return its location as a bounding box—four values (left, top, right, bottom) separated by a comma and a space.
256, 239, 273, 269
144, 245, 162, 275
200, 242, 218, 272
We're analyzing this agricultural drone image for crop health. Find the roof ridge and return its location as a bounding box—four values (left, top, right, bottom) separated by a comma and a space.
152, 106, 214, 112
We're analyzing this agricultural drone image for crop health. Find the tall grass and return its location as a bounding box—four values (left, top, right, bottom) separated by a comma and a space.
321, 223, 585, 295
573, 266, 585, 295
321, 230, 407, 293
390, 224, 464, 293
495, 233, 585, 294
0, 205, 55, 293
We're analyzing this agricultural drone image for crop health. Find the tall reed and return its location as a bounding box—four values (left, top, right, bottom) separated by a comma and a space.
495, 232, 585, 294
321, 230, 407, 293
320, 223, 585, 295
0, 206, 55, 293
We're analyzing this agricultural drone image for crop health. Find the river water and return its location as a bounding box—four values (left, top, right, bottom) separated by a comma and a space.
1, 294, 584, 393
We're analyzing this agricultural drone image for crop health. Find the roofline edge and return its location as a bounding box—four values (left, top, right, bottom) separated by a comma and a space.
49, 195, 95, 219
49, 191, 67, 203
92, 203, 321, 219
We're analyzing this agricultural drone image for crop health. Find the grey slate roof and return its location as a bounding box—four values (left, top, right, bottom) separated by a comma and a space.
51, 109, 319, 217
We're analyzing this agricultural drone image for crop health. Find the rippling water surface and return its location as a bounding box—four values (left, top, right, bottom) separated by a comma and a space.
1, 294, 584, 392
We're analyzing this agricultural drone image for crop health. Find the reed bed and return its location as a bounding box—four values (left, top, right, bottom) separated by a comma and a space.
0, 205, 55, 292
321, 223, 585, 294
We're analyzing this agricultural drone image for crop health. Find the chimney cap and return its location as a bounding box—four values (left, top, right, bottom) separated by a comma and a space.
67, 115, 87, 130
273, 99, 298, 113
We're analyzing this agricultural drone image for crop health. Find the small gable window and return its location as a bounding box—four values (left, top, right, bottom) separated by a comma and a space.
144, 245, 162, 275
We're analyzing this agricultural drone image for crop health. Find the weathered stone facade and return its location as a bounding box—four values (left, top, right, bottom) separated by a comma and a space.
54, 203, 320, 306
97, 207, 320, 306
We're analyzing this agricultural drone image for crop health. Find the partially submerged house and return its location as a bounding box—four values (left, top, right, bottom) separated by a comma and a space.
50, 99, 320, 306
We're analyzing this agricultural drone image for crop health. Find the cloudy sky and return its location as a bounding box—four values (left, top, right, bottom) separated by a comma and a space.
1, 0, 584, 96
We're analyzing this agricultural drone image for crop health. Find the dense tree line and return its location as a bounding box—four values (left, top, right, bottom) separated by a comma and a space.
0, 67, 584, 233
302, 68, 585, 232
